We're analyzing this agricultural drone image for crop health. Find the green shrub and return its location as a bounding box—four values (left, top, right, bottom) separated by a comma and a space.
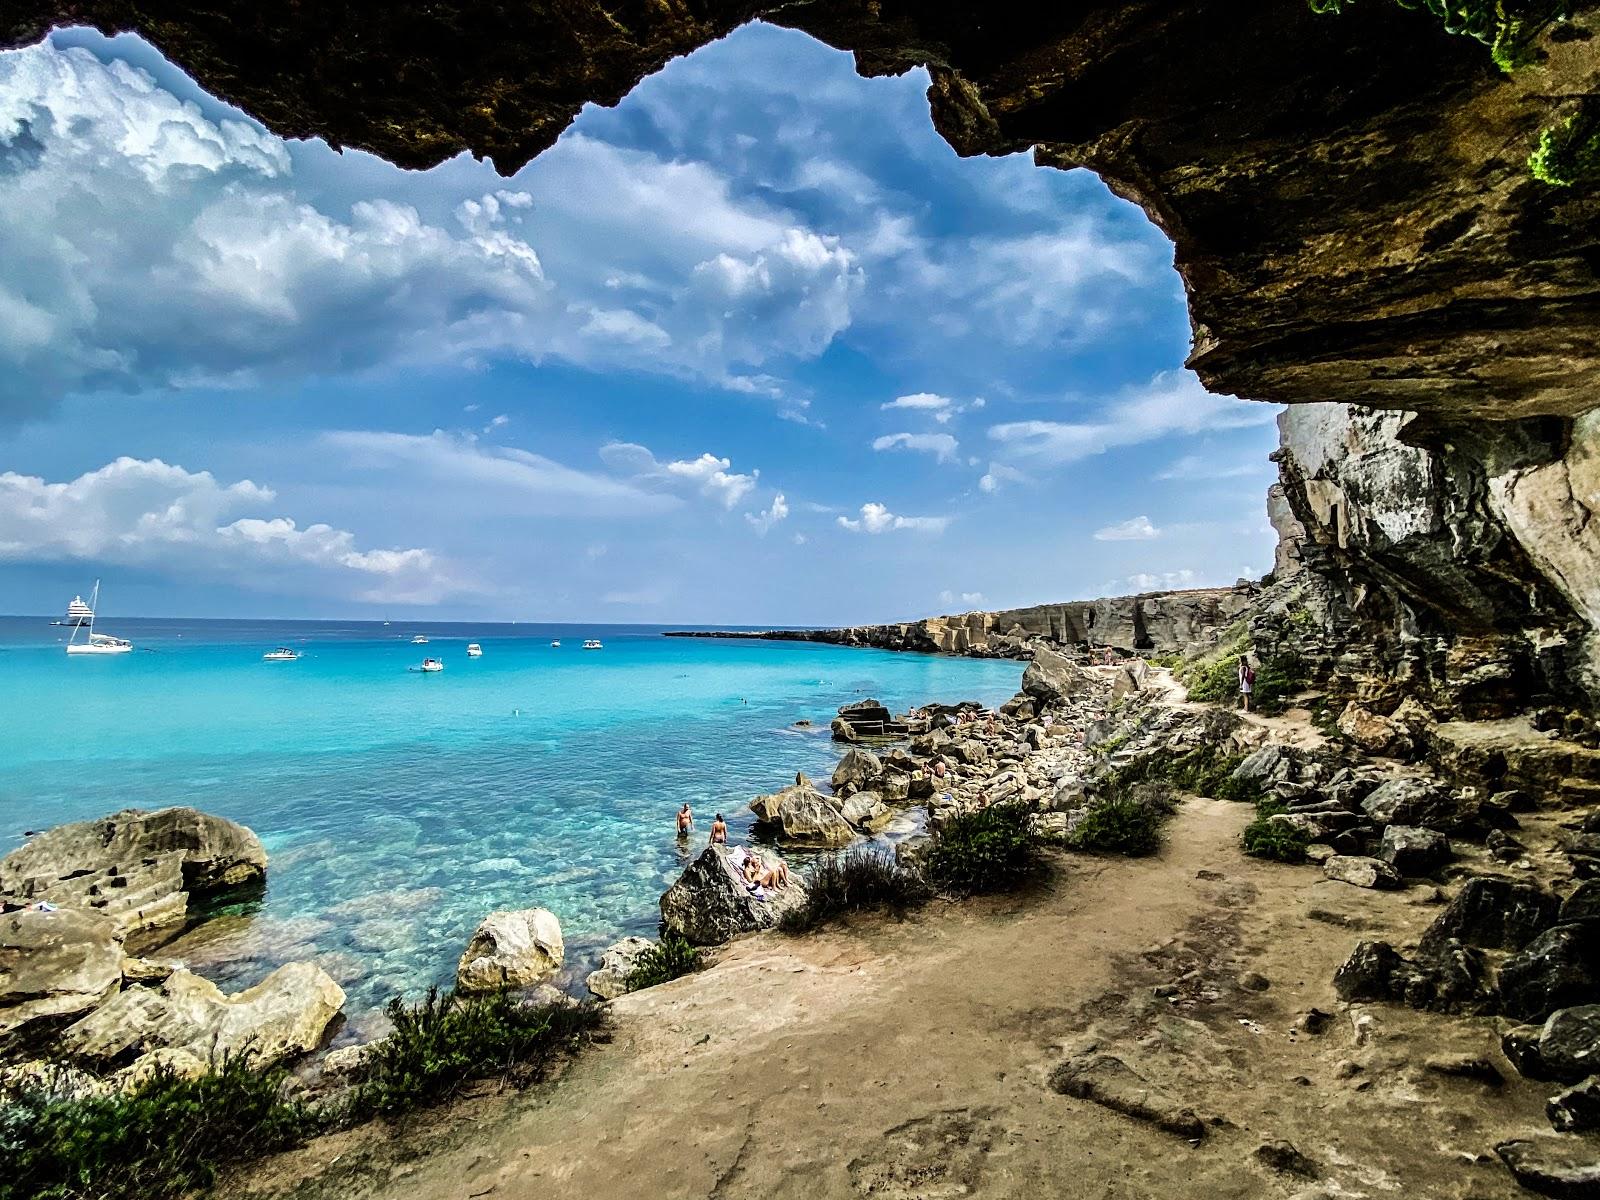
1241, 801, 1311, 863
625, 934, 702, 991
346, 989, 605, 1119
1109, 744, 1262, 804
778, 847, 933, 934
1067, 784, 1176, 857
924, 801, 1039, 894
0, 1055, 315, 1200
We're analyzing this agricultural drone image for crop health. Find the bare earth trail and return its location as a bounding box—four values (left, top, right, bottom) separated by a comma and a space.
253, 799, 1551, 1200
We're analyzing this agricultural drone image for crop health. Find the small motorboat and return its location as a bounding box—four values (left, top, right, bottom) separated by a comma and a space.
411, 634, 430, 645
466, 643, 483, 657
262, 647, 301, 662
582, 639, 603, 650
413, 657, 444, 673
550, 640, 561, 648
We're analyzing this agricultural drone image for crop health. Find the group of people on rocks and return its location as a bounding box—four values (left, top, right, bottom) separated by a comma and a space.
674, 802, 790, 895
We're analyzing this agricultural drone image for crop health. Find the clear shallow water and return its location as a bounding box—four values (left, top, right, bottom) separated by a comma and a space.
0, 617, 1020, 1031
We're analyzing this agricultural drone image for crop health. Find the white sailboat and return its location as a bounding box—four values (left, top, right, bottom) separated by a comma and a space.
65, 581, 133, 656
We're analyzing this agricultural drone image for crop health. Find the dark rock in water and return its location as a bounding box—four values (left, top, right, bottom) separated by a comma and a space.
1419, 877, 1560, 954
1560, 881, 1600, 926
1548, 1077, 1600, 1133
1333, 938, 1497, 1015
1378, 825, 1450, 875
659, 846, 809, 946
1540, 1007, 1600, 1082
1496, 1138, 1600, 1199
1252, 1140, 1318, 1179
1500, 926, 1600, 1024
1048, 1053, 1204, 1140
829, 716, 858, 743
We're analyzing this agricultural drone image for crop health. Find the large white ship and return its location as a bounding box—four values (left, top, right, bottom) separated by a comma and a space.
53, 595, 95, 627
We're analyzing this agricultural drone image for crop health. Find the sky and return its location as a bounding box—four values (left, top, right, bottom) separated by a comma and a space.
0, 22, 1282, 625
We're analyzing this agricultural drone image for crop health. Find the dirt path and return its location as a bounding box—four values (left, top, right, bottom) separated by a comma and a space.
250, 798, 1549, 1200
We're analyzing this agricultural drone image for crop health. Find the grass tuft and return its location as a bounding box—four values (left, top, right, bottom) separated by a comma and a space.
924, 801, 1040, 895
625, 935, 702, 991
777, 847, 933, 933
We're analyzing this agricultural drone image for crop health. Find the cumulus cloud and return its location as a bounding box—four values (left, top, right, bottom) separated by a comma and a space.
0, 42, 865, 421
1093, 515, 1160, 541
836, 502, 949, 535
599, 442, 758, 510
978, 462, 1028, 494
1123, 569, 1198, 592
745, 492, 789, 534
880, 393, 985, 425
871, 432, 959, 464
0, 456, 456, 602
987, 372, 1275, 467
938, 589, 986, 608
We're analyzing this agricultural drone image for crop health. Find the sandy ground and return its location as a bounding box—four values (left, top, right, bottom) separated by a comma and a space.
245, 797, 1557, 1200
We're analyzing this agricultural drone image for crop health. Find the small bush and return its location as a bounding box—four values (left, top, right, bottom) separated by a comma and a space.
1067, 783, 1175, 857
778, 847, 933, 933
1110, 745, 1261, 804
626, 934, 702, 991
1241, 802, 1310, 863
346, 988, 605, 1119
1, 1054, 315, 1200
924, 801, 1039, 895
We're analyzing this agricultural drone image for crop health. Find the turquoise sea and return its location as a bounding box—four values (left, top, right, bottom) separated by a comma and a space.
0, 617, 1021, 1034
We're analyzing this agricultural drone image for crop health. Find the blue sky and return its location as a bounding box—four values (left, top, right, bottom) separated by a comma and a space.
0, 23, 1281, 624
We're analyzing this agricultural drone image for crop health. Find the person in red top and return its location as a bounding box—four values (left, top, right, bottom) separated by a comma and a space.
1238, 656, 1256, 713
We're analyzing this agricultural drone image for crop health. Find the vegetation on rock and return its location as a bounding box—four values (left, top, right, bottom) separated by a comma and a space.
1109, 743, 1263, 804
777, 847, 933, 933
1241, 801, 1312, 863
924, 801, 1040, 894
624, 935, 702, 991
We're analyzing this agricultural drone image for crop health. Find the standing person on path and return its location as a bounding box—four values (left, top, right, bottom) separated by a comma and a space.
1238, 655, 1256, 713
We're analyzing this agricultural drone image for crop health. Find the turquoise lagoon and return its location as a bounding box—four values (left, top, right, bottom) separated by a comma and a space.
0, 618, 1021, 1032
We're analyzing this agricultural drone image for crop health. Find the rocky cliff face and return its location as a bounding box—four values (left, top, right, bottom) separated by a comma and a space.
5, 1, 1599, 715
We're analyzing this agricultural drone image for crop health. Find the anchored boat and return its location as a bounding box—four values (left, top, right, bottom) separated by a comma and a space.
65, 582, 132, 656
263, 647, 301, 662
466, 643, 483, 657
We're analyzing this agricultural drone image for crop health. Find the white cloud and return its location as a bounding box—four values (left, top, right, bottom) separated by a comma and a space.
1123, 569, 1198, 592
836, 502, 949, 535
0, 43, 866, 420
938, 589, 986, 608
1093, 515, 1160, 541
987, 372, 1275, 467
484, 414, 510, 432
1155, 454, 1267, 481
871, 432, 959, 464
978, 462, 1027, 493
0, 456, 456, 602
879, 393, 985, 425
599, 442, 759, 510
745, 492, 789, 534
325, 430, 671, 517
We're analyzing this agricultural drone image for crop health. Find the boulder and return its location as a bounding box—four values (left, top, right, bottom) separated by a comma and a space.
455, 908, 564, 994
1419, 877, 1560, 953
1232, 745, 1291, 787
59, 962, 343, 1067
1548, 1076, 1600, 1133
0, 907, 124, 1037
1323, 855, 1401, 890
1377, 825, 1451, 875
584, 935, 655, 1001
1335, 703, 1410, 757
1504, 1023, 1551, 1079
840, 791, 889, 831
829, 716, 857, 743
659, 846, 809, 945
1539, 1007, 1600, 1081
831, 748, 883, 792
1110, 659, 1149, 704
1021, 647, 1099, 707
1561, 881, 1600, 925
749, 783, 854, 845
1360, 777, 1461, 831
879, 771, 910, 803
1333, 938, 1497, 1015
1500, 925, 1600, 1023
0, 808, 266, 943
1495, 1139, 1600, 1199
833, 699, 898, 739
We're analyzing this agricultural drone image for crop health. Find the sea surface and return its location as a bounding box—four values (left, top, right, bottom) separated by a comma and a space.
0, 616, 1021, 1033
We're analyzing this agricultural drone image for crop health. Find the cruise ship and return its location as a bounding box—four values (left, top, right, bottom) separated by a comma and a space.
54, 595, 95, 627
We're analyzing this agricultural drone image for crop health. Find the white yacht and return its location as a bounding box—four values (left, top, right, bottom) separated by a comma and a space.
466, 643, 483, 657
411, 634, 429, 645
415, 657, 444, 673
583, 638, 603, 650
53, 595, 95, 627
65, 582, 133, 656
550, 640, 561, 648
263, 647, 301, 662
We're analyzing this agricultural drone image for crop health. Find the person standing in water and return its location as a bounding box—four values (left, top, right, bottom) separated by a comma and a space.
709, 813, 728, 845
676, 803, 694, 837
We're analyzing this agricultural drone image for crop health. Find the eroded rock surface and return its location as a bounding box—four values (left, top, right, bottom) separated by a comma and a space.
0, 907, 123, 1037
659, 846, 808, 946
455, 908, 564, 995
